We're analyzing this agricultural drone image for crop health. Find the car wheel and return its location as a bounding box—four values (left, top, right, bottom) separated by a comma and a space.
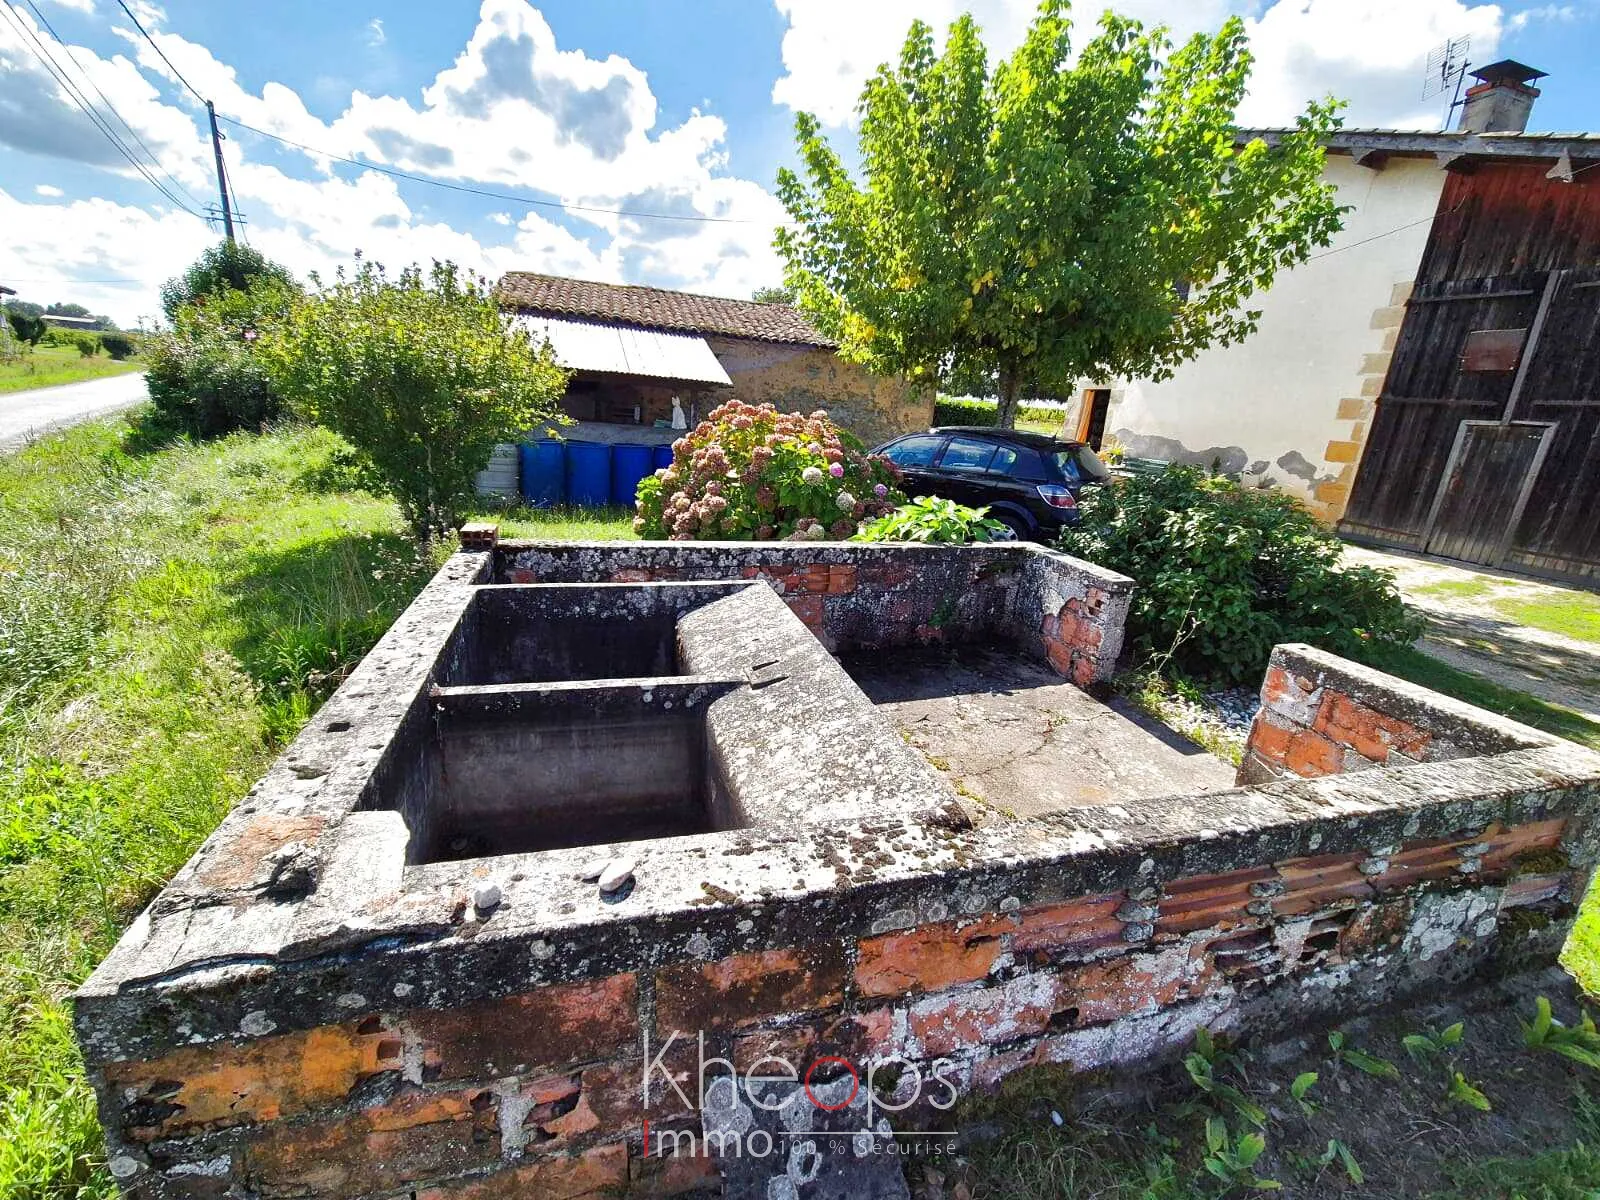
992, 512, 1031, 542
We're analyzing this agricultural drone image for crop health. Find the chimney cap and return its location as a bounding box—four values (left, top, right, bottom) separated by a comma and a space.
1469, 59, 1548, 87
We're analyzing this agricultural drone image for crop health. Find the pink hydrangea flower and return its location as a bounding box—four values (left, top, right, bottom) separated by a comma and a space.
873, 483, 888, 498
829, 462, 845, 478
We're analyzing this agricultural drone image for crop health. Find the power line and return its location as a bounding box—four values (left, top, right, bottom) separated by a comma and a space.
112, 0, 204, 105
215, 113, 759, 225
19, 0, 207, 215
0, 1, 204, 218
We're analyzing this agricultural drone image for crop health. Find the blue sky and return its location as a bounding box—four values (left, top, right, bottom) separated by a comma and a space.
1, 0, 1595, 326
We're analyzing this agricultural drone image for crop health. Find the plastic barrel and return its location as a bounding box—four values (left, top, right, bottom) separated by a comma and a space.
518, 440, 566, 508
564, 441, 612, 507
611, 444, 655, 507
652, 444, 674, 471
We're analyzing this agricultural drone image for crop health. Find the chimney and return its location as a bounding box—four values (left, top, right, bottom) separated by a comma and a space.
1456, 59, 1547, 133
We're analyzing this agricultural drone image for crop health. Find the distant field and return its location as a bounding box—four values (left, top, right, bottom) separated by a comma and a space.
0, 344, 142, 395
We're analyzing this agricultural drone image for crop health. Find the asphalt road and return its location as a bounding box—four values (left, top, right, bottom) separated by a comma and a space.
0, 371, 148, 451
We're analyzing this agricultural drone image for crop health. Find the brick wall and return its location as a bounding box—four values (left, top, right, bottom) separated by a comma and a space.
91, 808, 1585, 1199
1238, 643, 1549, 785
496, 541, 1132, 685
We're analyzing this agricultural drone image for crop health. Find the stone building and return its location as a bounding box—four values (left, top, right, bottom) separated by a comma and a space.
496, 272, 932, 448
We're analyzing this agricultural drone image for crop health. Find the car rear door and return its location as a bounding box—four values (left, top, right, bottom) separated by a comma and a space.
930, 435, 999, 507
875, 434, 947, 495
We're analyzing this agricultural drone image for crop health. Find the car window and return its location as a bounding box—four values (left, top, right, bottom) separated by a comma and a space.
1050, 445, 1111, 483
995, 446, 1048, 480
880, 434, 944, 468
989, 446, 1019, 476
939, 436, 997, 473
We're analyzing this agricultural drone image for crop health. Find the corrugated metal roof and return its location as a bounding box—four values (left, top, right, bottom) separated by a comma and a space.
519, 314, 733, 386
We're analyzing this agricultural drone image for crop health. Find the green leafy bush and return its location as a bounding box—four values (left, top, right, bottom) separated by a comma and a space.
260, 260, 568, 541
934, 396, 1068, 429
71, 333, 98, 358
5, 311, 45, 346
160, 241, 298, 323
854, 495, 1009, 544
1059, 466, 1421, 683
99, 332, 136, 361
142, 280, 290, 440
635, 400, 903, 540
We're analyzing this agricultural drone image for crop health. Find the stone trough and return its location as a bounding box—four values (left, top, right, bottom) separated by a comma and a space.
74, 534, 1600, 1199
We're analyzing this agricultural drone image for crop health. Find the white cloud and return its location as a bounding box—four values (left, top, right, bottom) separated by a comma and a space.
365, 18, 386, 48
43, 0, 96, 13
771, 0, 1506, 131
3, 0, 788, 323
34, 183, 63, 196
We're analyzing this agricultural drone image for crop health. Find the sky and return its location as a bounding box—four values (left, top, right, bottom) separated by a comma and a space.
1, 0, 1596, 328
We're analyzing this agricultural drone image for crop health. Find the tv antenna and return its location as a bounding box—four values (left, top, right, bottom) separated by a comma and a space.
1423, 36, 1471, 123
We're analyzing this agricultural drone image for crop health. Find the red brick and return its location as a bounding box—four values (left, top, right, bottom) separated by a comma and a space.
1046, 638, 1075, 676
610, 568, 653, 583
1041, 613, 1059, 637
507, 568, 538, 583
1501, 873, 1568, 909
1273, 851, 1373, 917
1337, 897, 1414, 958
733, 1008, 898, 1071
1478, 818, 1567, 874
655, 944, 847, 1033
1059, 945, 1214, 1025
1070, 653, 1097, 687
909, 975, 1068, 1057
1373, 842, 1469, 892
1013, 893, 1126, 955
796, 564, 832, 593
786, 595, 825, 626
1245, 714, 1294, 766
416, 1144, 629, 1200
106, 1019, 405, 1140
827, 565, 857, 594
1284, 729, 1343, 777
630, 1140, 721, 1196
243, 1088, 500, 1199
415, 974, 637, 1080
1314, 693, 1432, 762
1157, 866, 1273, 935
856, 918, 1007, 997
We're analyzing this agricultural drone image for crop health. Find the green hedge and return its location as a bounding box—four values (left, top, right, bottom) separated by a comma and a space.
933, 396, 1067, 430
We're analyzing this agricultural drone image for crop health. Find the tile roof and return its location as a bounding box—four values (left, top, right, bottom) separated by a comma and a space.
496, 273, 834, 347
1237, 127, 1600, 160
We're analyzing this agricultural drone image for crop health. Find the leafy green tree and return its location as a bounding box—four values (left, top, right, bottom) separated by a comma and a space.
6, 310, 46, 345
751, 285, 795, 305
775, 3, 1346, 427
260, 260, 569, 541
160, 241, 298, 324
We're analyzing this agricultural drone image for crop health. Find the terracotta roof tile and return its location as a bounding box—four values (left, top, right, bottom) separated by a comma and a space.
496, 272, 833, 347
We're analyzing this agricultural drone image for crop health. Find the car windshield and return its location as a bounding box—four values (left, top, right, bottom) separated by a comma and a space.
1051, 445, 1111, 484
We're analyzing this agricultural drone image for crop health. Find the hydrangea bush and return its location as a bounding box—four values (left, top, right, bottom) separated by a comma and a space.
635, 400, 904, 540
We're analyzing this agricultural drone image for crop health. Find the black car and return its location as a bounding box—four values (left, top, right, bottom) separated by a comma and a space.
870, 426, 1111, 541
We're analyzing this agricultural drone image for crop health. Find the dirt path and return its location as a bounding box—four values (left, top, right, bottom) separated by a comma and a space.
1343, 545, 1600, 721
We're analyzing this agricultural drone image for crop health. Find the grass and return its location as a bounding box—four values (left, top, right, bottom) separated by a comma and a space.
0, 418, 464, 1198
1500, 592, 1600, 646
0, 345, 141, 395
495, 502, 636, 540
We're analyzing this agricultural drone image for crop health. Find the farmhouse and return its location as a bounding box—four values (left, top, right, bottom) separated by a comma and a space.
1078, 62, 1600, 584
496, 273, 932, 448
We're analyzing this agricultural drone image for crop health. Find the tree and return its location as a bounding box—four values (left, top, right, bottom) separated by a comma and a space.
6, 310, 46, 345
259, 260, 569, 541
161, 241, 298, 324
751, 285, 795, 305
775, 4, 1346, 427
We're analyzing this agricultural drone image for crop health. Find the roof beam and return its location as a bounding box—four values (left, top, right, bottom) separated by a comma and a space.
1352, 146, 1389, 171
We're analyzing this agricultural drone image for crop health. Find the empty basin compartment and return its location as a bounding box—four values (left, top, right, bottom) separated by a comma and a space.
437, 582, 750, 686
412, 681, 739, 861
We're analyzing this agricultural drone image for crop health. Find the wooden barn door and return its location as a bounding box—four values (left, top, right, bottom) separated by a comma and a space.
1421, 421, 1555, 566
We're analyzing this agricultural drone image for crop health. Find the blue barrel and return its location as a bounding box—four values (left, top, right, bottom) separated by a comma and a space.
611, 444, 655, 507
564, 441, 612, 507
652, 444, 674, 471
518, 441, 566, 507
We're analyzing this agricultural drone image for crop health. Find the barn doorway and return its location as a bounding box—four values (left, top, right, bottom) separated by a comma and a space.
1421, 421, 1556, 567
1077, 388, 1111, 450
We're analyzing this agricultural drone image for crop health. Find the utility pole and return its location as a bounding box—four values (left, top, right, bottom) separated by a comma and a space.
206, 100, 235, 242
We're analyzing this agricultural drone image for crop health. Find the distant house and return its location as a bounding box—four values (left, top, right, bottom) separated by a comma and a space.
496, 273, 932, 448
39, 313, 101, 329
1077, 62, 1600, 583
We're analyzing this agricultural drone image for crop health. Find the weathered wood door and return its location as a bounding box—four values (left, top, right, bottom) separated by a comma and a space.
1342, 264, 1600, 582
1422, 421, 1555, 565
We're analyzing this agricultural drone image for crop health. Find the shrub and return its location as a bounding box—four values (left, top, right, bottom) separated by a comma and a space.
934, 396, 1068, 430
1059, 466, 1421, 683
161, 241, 298, 324
259, 260, 568, 542
6, 311, 45, 346
635, 400, 903, 540
71, 333, 98, 358
854, 495, 1010, 544
141, 280, 289, 440
99, 332, 136, 361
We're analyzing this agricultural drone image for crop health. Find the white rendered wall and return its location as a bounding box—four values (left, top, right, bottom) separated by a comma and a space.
1099, 155, 1445, 518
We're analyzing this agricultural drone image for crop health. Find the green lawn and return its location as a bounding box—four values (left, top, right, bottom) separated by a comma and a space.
1413, 575, 1600, 646
0, 345, 142, 395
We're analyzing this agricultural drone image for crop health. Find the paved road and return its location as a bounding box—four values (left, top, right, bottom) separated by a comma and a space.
0, 371, 148, 451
